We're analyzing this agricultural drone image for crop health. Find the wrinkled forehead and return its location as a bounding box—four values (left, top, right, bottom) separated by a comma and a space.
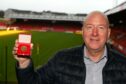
84, 11, 109, 26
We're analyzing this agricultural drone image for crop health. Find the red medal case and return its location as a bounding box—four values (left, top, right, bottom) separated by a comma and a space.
17, 34, 31, 56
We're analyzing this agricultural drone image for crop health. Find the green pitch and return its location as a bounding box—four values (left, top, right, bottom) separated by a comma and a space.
0, 31, 83, 84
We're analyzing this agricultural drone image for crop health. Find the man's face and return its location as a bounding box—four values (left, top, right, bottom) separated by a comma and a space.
82, 14, 111, 51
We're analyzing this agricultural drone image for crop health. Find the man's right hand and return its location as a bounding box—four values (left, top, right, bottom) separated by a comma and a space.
12, 40, 33, 69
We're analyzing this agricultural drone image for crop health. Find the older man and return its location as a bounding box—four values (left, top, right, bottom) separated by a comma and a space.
14, 11, 126, 84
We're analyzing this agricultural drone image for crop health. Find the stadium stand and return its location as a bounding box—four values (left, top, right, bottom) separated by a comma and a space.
0, 22, 6, 29
104, 1, 126, 56
4, 9, 85, 32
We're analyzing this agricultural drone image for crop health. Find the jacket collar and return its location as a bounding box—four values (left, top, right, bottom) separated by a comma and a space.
81, 43, 114, 63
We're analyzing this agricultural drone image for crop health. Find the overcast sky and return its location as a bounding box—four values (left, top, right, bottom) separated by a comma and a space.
0, 0, 126, 14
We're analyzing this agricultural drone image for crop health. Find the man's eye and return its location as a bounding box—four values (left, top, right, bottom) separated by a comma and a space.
98, 26, 105, 29
86, 26, 93, 29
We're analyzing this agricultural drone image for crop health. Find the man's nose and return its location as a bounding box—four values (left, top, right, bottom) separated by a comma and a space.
92, 28, 98, 36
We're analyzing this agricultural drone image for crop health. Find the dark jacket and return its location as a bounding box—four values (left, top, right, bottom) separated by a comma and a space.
16, 44, 126, 84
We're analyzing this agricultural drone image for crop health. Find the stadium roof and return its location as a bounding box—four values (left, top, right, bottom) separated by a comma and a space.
4, 9, 86, 22
104, 1, 126, 27
105, 1, 126, 15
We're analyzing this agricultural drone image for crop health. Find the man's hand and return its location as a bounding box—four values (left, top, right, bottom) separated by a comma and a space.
12, 40, 33, 69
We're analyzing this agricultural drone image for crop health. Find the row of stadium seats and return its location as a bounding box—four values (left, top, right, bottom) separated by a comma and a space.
7, 20, 82, 33
0, 22, 6, 26
110, 28, 126, 55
